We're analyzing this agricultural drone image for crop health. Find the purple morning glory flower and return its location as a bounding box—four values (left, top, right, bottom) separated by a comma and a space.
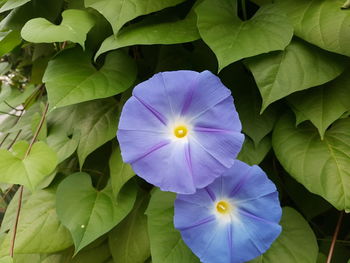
117, 70, 244, 194
174, 160, 282, 263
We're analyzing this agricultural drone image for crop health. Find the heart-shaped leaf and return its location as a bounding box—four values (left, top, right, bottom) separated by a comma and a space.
146, 189, 199, 263
109, 146, 134, 198
21, 9, 95, 48
288, 71, 350, 139
249, 207, 318, 263
245, 38, 346, 112
272, 114, 350, 211
47, 125, 80, 163
43, 47, 136, 109
221, 62, 278, 146
0, 141, 58, 191
109, 191, 150, 263
238, 136, 271, 166
85, 0, 185, 34
195, 0, 293, 70
0, 30, 22, 57
276, 0, 350, 56
56, 172, 137, 253
46, 98, 119, 167
0, 0, 31, 13
95, 10, 200, 58
0, 189, 73, 255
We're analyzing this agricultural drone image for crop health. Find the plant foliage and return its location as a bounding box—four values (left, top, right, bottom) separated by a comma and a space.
0, 0, 349, 262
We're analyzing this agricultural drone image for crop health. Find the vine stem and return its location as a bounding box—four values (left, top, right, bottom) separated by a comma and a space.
9, 101, 49, 258
326, 211, 345, 263
9, 186, 23, 258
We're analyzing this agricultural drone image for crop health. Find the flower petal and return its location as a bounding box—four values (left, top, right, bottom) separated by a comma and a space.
118, 96, 168, 131
182, 70, 232, 119
177, 218, 231, 263
191, 97, 244, 168
188, 139, 228, 189
174, 198, 215, 231
131, 141, 196, 194
117, 129, 170, 163
132, 70, 200, 119
223, 161, 278, 202
174, 160, 282, 263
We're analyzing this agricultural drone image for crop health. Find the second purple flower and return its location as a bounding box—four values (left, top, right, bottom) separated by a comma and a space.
117, 70, 244, 194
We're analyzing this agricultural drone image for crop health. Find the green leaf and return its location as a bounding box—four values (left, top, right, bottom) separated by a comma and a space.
195, 0, 293, 71
238, 136, 271, 165
0, 0, 30, 13
109, 191, 150, 263
43, 47, 136, 109
21, 9, 95, 48
72, 240, 112, 263
0, 84, 12, 105
220, 62, 277, 145
0, 141, 58, 191
245, 38, 346, 112
76, 99, 118, 167
146, 189, 199, 263
109, 146, 134, 198
46, 98, 119, 167
95, 10, 200, 59
85, 0, 185, 34
0, 189, 73, 255
283, 175, 332, 220
0, 30, 22, 57
0, 84, 35, 112
227, 64, 278, 145
0, 0, 64, 31
56, 172, 137, 253
47, 125, 80, 163
249, 207, 318, 263
276, 0, 350, 56
287, 72, 350, 139
272, 113, 350, 211
0, 256, 12, 263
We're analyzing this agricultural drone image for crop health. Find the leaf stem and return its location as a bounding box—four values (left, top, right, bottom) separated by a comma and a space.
9, 185, 23, 257
25, 101, 49, 157
9, 101, 49, 258
7, 130, 22, 150
326, 211, 345, 263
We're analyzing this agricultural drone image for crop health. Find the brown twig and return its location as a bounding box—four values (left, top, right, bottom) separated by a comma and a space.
6, 130, 22, 150
0, 133, 10, 148
326, 211, 345, 263
9, 101, 49, 258
9, 185, 23, 257
24, 102, 49, 157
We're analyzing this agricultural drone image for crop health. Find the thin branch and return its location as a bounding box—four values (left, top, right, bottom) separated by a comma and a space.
61, 41, 67, 50
326, 211, 345, 263
9, 185, 23, 257
9, 101, 49, 258
0, 133, 10, 148
24, 101, 49, 157
7, 130, 22, 150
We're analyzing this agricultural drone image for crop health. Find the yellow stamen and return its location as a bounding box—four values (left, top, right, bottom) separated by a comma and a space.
174, 125, 188, 138
216, 200, 231, 214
